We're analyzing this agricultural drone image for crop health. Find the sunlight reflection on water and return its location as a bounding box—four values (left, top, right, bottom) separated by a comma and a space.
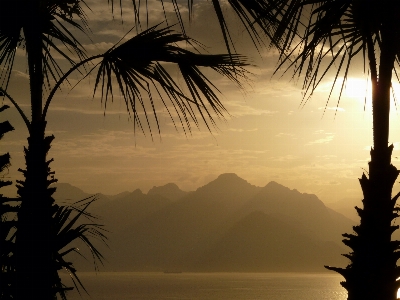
61, 272, 348, 300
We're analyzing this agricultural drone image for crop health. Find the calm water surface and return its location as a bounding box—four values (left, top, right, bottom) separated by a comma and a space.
62, 272, 347, 300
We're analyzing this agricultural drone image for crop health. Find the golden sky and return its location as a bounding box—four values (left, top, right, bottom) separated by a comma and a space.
3, 0, 400, 203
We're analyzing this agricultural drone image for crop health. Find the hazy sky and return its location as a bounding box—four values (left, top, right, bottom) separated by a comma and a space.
3, 0, 400, 203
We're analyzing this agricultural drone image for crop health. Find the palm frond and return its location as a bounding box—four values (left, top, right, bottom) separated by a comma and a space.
121, 0, 287, 55
272, 0, 379, 110
0, 121, 14, 140
40, 1, 89, 86
212, 0, 288, 54
94, 24, 249, 135
0, 1, 24, 89
0, 0, 90, 92
52, 196, 107, 299
0, 104, 17, 299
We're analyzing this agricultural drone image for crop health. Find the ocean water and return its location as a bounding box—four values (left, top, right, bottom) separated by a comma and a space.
61, 272, 347, 300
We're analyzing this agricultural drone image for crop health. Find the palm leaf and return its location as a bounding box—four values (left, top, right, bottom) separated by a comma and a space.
0, 1, 24, 89
119, 0, 287, 55
0, 104, 17, 300
52, 196, 107, 299
0, 0, 89, 91
271, 1, 378, 110
272, 0, 400, 110
40, 1, 89, 86
93, 24, 249, 135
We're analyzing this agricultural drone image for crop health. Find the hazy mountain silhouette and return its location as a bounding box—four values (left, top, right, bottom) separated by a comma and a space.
107, 191, 132, 201
53, 183, 112, 208
61, 174, 352, 272
90, 188, 179, 232
193, 211, 345, 272
53, 183, 91, 202
147, 183, 189, 201
237, 181, 354, 244
106, 173, 262, 271
325, 197, 360, 222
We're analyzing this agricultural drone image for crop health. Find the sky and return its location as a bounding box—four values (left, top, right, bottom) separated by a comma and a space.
2, 0, 400, 203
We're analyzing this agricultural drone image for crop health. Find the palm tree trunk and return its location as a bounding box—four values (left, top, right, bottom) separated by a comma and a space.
326, 44, 400, 300
15, 129, 58, 300
14, 3, 58, 298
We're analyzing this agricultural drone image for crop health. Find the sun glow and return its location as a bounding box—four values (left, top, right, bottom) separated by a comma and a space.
344, 77, 372, 101
343, 77, 400, 103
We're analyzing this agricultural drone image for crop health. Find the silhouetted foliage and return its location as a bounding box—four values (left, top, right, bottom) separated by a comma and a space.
13, 133, 107, 299
268, 1, 400, 299
0, 105, 17, 299
0, 1, 264, 299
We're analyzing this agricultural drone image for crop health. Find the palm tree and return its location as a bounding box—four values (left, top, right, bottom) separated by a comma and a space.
0, 0, 284, 299
267, 1, 400, 299
1, 108, 106, 300
155, 2, 400, 297
0, 104, 17, 299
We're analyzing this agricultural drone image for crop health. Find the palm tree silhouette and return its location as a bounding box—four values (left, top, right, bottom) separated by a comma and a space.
268, 1, 400, 299
0, 1, 280, 299
0, 105, 17, 299
166, 2, 400, 297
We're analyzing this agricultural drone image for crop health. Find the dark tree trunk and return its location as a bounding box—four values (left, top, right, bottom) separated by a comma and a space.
15, 123, 58, 300
326, 43, 400, 300
14, 1, 59, 298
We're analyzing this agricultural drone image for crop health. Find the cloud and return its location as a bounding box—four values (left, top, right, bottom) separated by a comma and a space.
318, 106, 345, 112
253, 79, 301, 97
82, 42, 115, 54
275, 133, 294, 137
271, 155, 298, 162
225, 128, 258, 133
316, 155, 337, 159
306, 135, 334, 145
313, 180, 341, 186
224, 100, 277, 117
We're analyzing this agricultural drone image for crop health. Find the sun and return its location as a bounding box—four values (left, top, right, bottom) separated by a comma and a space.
344, 77, 371, 101
344, 77, 400, 107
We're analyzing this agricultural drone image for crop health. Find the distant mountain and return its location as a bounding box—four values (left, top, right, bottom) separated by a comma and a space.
106, 173, 262, 271
55, 174, 354, 273
90, 188, 178, 232
52, 183, 111, 207
237, 181, 354, 244
53, 183, 91, 202
325, 197, 360, 222
147, 183, 189, 201
107, 191, 131, 201
193, 211, 345, 272
87, 173, 351, 272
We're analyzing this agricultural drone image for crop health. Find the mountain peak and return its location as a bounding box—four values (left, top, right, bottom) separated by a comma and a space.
266, 180, 285, 187
212, 173, 247, 185
132, 188, 144, 196
212, 173, 250, 186
148, 183, 180, 194
265, 181, 291, 191
196, 173, 257, 196
147, 183, 187, 201
53, 182, 90, 201
216, 173, 242, 181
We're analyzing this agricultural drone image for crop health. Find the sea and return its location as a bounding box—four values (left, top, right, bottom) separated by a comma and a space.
61, 272, 349, 300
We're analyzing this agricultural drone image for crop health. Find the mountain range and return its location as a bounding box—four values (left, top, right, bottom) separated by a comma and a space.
53, 173, 354, 272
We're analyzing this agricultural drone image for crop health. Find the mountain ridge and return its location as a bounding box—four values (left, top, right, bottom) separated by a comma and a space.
54, 174, 352, 273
